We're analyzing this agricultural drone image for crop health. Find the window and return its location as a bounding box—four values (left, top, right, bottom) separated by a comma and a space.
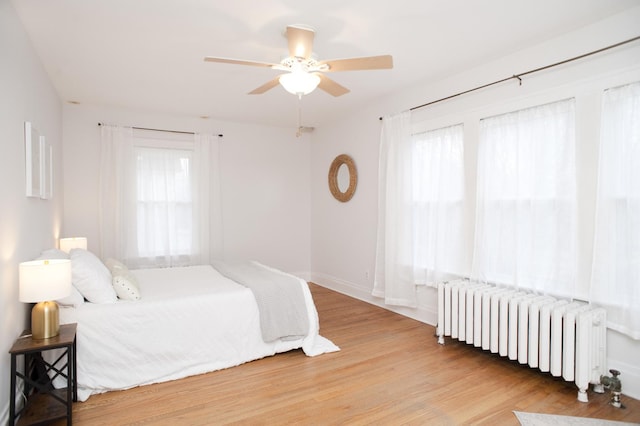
472, 99, 577, 296
591, 82, 640, 339
376, 81, 639, 339
135, 146, 194, 259
99, 125, 216, 269
412, 124, 467, 283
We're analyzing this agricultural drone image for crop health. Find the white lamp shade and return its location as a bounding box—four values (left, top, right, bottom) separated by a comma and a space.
19, 259, 72, 302
279, 71, 320, 96
59, 237, 87, 253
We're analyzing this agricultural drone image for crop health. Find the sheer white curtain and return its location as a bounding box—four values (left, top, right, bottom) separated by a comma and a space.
99, 125, 135, 263
198, 133, 224, 260
591, 82, 640, 340
374, 114, 467, 307
412, 124, 468, 284
99, 125, 220, 268
472, 99, 577, 296
373, 111, 417, 307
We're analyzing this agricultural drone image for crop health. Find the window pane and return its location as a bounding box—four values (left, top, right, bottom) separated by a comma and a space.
411, 124, 467, 282
473, 99, 576, 296
135, 147, 194, 258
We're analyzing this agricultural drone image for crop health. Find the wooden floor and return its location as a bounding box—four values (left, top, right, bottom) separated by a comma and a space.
59, 283, 640, 425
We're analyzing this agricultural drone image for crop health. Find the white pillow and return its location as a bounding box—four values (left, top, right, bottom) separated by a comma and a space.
112, 270, 141, 301
69, 249, 117, 303
56, 286, 85, 307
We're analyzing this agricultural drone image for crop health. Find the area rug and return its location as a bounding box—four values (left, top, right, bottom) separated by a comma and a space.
514, 411, 639, 425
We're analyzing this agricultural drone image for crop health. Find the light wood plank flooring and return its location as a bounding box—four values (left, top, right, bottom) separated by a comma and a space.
59, 283, 640, 425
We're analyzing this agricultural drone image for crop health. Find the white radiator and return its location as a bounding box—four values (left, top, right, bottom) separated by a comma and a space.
436, 279, 607, 402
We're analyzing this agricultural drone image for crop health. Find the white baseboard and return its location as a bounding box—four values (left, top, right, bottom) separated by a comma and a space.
309, 272, 437, 326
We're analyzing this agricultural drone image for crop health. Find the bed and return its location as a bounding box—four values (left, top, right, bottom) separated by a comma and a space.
42, 249, 338, 401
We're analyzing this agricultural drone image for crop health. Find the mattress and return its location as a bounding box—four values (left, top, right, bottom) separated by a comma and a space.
55, 264, 338, 401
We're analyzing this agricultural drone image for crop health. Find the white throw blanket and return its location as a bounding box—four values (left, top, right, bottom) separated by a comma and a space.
212, 260, 309, 342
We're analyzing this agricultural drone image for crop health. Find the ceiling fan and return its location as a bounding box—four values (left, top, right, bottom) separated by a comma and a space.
204, 25, 393, 98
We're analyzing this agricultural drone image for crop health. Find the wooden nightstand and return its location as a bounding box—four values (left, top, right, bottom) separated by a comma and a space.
9, 323, 77, 425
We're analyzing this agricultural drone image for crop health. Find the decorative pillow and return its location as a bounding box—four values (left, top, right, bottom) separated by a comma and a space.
104, 258, 141, 300
69, 248, 117, 303
56, 285, 85, 307
112, 270, 141, 301
37, 248, 70, 260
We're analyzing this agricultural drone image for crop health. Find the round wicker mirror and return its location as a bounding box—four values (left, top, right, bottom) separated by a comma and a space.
328, 154, 357, 202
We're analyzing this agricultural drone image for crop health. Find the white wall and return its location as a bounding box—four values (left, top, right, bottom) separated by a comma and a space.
62, 104, 311, 276
310, 7, 640, 399
0, 0, 63, 423
3, 1, 639, 419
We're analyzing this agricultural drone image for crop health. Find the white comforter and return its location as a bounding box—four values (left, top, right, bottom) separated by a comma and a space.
57, 264, 338, 401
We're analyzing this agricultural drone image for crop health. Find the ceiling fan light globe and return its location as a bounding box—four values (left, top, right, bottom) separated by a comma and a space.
279, 72, 320, 96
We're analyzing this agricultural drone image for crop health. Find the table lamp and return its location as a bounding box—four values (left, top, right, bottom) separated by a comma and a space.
59, 237, 87, 253
19, 259, 72, 339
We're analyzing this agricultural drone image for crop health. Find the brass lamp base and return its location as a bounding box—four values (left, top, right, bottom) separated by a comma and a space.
31, 301, 60, 340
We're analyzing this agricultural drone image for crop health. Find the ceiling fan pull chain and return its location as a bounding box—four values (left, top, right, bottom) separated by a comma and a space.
296, 98, 302, 137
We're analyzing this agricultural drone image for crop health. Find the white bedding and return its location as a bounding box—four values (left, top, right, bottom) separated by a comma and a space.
57, 264, 338, 401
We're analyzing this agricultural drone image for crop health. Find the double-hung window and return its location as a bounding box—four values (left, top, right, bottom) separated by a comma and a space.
472, 99, 577, 296
134, 144, 194, 261
411, 124, 467, 284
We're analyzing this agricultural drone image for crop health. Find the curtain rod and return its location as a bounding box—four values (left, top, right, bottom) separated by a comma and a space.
379, 35, 640, 120
98, 122, 223, 137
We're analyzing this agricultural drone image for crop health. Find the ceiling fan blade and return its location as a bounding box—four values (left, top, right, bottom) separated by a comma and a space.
319, 55, 393, 72
316, 74, 350, 97
204, 56, 278, 68
248, 76, 282, 95
286, 25, 315, 59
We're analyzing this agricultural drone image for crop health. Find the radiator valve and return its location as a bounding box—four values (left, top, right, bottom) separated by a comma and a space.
600, 369, 624, 408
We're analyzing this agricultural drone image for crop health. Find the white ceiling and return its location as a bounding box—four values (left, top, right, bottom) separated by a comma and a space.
11, 0, 639, 129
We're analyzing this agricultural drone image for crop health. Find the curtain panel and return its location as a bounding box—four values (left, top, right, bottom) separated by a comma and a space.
374, 114, 467, 307
591, 82, 640, 340
373, 111, 418, 307
99, 125, 135, 263
471, 99, 577, 297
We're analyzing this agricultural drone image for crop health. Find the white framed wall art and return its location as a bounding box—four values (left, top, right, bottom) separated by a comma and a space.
24, 121, 52, 199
